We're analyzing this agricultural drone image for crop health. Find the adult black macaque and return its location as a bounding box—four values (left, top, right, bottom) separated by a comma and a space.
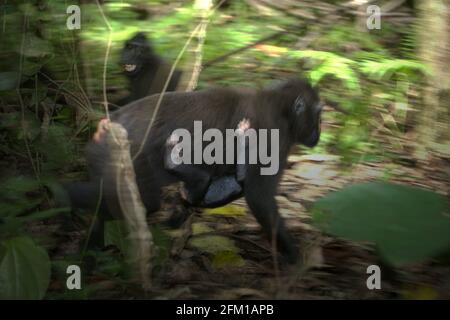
67, 78, 322, 264
116, 32, 182, 106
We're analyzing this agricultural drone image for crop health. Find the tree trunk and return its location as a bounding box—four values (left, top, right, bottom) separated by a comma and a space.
415, 0, 450, 160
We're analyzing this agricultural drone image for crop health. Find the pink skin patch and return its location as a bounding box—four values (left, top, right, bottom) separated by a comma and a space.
237, 118, 250, 132
93, 118, 110, 143
167, 133, 180, 146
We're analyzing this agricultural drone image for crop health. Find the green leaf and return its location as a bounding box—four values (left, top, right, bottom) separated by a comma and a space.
204, 204, 246, 216
104, 220, 130, 254
37, 124, 76, 173
190, 235, 238, 255
0, 237, 51, 299
17, 36, 52, 58
0, 176, 42, 218
192, 222, 214, 235
190, 235, 245, 270
212, 251, 245, 269
312, 182, 450, 266
359, 59, 430, 80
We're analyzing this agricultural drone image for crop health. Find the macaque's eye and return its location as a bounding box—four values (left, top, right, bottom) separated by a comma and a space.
294, 96, 306, 115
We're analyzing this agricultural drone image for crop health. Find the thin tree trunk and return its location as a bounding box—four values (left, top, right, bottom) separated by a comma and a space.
415, 0, 450, 160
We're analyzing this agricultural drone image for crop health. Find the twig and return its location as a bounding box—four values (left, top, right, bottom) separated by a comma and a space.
95, 0, 113, 120
80, 179, 104, 262
16, 14, 39, 180
184, 0, 213, 91
203, 30, 288, 68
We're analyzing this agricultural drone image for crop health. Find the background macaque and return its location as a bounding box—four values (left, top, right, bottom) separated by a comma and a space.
116, 32, 182, 106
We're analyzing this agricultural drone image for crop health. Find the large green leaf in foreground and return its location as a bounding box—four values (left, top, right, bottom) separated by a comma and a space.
312, 182, 450, 266
0, 237, 51, 299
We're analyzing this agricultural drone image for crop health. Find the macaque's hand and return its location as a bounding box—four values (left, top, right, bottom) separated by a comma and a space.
93, 118, 110, 143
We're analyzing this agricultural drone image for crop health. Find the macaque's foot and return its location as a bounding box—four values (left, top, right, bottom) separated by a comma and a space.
93, 118, 110, 143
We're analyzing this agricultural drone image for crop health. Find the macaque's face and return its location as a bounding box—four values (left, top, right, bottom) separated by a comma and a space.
284, 80, 322, 147
120, 33, 152, 75
294, 95, 322, 147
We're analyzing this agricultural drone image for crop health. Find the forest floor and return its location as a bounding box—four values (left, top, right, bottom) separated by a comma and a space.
152, 153, 449, 300
44, 150, 450, 300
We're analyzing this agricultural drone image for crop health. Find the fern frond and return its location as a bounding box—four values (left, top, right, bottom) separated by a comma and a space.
289, 50, 361, 92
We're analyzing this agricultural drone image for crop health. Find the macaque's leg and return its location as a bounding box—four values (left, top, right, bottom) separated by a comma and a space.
245, 170, 299, 264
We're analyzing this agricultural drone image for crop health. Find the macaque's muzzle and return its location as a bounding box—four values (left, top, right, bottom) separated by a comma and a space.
123, 64, 137, 72
303, 129, 320, 147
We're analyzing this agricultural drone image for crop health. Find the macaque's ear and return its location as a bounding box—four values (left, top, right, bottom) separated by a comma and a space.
294, 95, 306, 115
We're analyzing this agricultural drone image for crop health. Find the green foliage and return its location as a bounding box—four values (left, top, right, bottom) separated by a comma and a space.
314, 24, 387, 55
212, 251, 245, 269
0, 175, 66, 300
359, 59, 429, 81
0, 176, 68, 237
289, 50, 361, 92
287, 39, 428, 162
334, 113, 379, 162
104, 220, 131, 254
312, 182, 450, 266
0, 236, 51, 299
190, 234, 245, 269
104, 221, 170, 273
149, 225, 171, 270
39, 125, 77, 174
0, 110, 40, 143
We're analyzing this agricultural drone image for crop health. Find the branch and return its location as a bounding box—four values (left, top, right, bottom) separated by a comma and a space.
203, 29, 289, 68
106, 122, 153, 290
